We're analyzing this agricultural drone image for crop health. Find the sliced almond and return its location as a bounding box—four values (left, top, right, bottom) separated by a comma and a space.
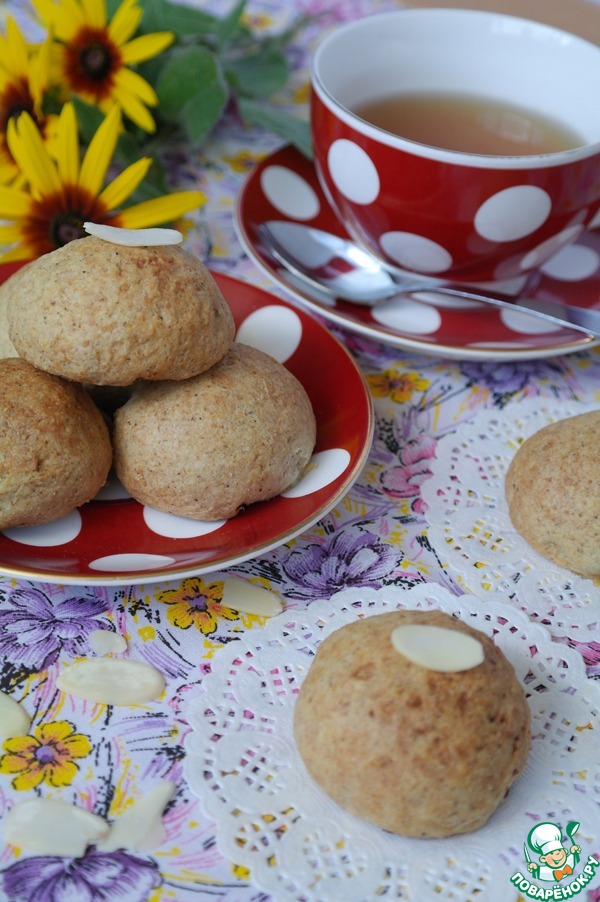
3, 798, 108, 857
57, 657, 165, 705
221, 579, 283, 617
88, 629, 128, 656
97, 781, 176, 852
83, 222, 183, 246
391, 623, 485, 672
0, 692, 31, 743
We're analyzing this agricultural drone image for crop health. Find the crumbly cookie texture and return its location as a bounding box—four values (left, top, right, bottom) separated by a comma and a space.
506, 409, 600, 579
294, 609, 531, 838
5, 237, 235, 385
0, 358, 112, 529
113, 343, 317, 520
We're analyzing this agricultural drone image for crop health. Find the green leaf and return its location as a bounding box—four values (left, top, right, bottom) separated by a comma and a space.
156, 46, 227, 118
238, 97, 313, 159
139, 0, 221, 38
225, 46, 289, 98
179, 88, 228, 145
216, 0, 248, 48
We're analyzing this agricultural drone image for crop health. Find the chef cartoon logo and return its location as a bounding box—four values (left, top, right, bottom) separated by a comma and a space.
510, 820, 600, 899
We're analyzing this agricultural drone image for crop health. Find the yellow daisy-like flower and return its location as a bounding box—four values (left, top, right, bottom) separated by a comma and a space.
157, 578, 240, 636
367, 369, 431, 403
0, 102, 204, 261
32, 0, 174, 132
0, 720, 92, 791
0, 17, 53, 184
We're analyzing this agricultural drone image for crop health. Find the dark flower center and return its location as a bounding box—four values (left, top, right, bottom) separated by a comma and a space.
0, 79, 35, 135
35, 745, 58, 765
51, 212, 88, 248
80, 42, 113, 81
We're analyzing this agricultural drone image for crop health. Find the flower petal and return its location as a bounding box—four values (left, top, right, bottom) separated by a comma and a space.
108, 0, 142, 47
79, 105, 121, 196
120, 32, 174, 65
98, 157, 151, 210
111, 78, 156, 133
60, 734, 93, 758
7, 114, 62, 198
36, 721, 77, 744
32, 0, 85, 40
117, 191, 205, 229
55, 103, 80, 186
1, 17, 29, 78
46, 759, 79, 787
0, 186, 31, 218
113, 66, 158, 107
81, 0, 107, 29
13, 766, 45, 791
0, 224, 23, 243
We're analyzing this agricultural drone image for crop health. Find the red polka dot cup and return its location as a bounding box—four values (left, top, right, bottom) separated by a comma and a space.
310, 9, 600, 285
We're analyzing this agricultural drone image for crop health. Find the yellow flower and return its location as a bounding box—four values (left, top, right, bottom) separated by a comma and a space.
0, 102, 205, 261
32, 0, 174, 132
0, 720, 92, 791
367, 369, 430, 403
157, 578, 240, 636
0, 17, 53, 184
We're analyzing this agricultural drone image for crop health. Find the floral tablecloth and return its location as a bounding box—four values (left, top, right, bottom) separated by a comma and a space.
1, 1, 599, 901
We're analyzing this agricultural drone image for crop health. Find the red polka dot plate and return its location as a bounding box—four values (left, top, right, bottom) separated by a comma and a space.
0, 269, 373, 585
235, 144, 600, 360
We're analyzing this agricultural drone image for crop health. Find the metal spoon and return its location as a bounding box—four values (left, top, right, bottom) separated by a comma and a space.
259, 222, 600, 340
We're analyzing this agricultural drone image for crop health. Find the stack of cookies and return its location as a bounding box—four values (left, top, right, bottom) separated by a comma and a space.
0, 235, 316, 529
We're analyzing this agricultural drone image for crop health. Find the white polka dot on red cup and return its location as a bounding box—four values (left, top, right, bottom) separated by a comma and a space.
379, 231, 453, 274
2, 511, 82, 547
327, 139, 380, 204
260, 166, 320, 220
519, 223, 585, 272
236, 305, 303, 363
540, 242, 600, 281
474, 185, 552, 242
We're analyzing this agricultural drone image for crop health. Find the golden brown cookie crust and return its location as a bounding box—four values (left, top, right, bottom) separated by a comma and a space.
0, 358, 112, 529
505, 410, 600, 579
293, 609, 531, 838
6, 237, 235, 385
113, 343, 317, 520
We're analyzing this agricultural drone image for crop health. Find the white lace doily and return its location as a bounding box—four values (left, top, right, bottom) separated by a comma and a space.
184, 584, 600, 902
421, 398, 600, 638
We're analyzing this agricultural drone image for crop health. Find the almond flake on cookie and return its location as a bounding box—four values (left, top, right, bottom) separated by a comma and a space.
391, 623, 485, 672
83, 222, 183, 246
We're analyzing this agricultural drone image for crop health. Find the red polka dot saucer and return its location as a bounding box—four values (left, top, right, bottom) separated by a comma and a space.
235, 145, 600, 361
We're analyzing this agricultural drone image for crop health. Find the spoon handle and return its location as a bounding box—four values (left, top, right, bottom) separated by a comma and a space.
407, 286, 600, 340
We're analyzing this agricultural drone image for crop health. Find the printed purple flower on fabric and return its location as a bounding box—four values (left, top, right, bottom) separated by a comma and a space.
0, 586, 109, 673
0, 847, 161, 902
460, 360, 562, 395
282, 529, 397, 599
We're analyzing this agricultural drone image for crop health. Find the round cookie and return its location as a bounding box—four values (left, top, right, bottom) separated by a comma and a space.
293, 609, 530, 838
0, 358, 112, 529
505, 410, 600, 579
6, 237, 235, 385
113, 343, 317, 520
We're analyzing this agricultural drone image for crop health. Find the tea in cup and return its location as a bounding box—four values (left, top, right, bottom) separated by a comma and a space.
310, 9, 600, 284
